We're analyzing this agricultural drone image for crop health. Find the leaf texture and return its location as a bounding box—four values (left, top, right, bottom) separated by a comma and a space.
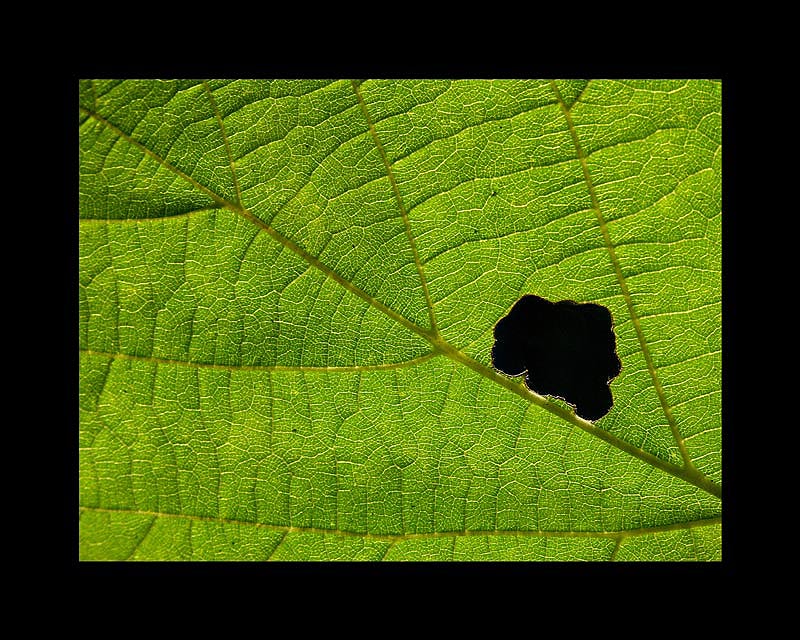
79, 79, 722, 561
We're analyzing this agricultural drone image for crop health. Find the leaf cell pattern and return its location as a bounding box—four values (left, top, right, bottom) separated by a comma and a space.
79, 79, 722, 561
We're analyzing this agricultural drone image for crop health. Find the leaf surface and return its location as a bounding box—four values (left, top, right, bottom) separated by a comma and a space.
79, 79, 722, 561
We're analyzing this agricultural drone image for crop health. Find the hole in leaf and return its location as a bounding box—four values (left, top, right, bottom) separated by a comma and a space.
491, 294, 622, 421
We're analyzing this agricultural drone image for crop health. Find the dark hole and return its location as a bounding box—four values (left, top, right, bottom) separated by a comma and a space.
491, 294, 622, 421
491, 191, 497, 196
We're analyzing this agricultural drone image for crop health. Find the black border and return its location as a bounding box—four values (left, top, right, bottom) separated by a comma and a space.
70, 73, 735, 582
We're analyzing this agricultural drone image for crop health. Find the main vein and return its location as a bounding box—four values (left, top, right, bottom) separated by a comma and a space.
549, 80, 696, 472
80, 92, 720, 500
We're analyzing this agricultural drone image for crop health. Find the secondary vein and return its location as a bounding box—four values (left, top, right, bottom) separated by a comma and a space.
202, 80, 243, 206
80, 348, 440, 373
351, 80, 440, 335
80, 505, 721, 543
549, 80, 697, 472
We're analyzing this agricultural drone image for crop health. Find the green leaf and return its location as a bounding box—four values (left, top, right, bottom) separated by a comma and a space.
79, 79, 722, 561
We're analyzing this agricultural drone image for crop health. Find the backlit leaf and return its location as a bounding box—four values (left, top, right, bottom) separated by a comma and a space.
79, 79, 722, 561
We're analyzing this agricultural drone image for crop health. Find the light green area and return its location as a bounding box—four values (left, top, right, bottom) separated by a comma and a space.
79, 79, 722, 561
615, 524, 722, 561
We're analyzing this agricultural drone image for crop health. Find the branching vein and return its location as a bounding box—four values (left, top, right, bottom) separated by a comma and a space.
351, 80, 440, 335
202, 80, 243, 206
550, 80, 697, 472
